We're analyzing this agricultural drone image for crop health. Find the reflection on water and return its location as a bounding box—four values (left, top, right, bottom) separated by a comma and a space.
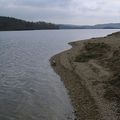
0, 29, 119, 120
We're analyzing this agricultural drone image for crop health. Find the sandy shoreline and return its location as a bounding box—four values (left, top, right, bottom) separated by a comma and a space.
50, 32, 120, 120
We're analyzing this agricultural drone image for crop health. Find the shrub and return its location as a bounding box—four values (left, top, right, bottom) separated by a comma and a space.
75, 42, 110, 62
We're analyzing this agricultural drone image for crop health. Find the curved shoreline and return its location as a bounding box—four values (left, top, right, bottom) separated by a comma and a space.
50, 54, 102, 120
50, 32, 120, 120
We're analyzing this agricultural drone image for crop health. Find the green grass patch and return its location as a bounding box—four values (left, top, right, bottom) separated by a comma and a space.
75, 42, 110, 62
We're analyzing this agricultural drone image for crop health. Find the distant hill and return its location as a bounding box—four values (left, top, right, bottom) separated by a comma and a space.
0, 16, 59, 31
93, 23, 120, 29
59, 24, 91, 29
59, 23, 120, 29
0, 16, 120, 31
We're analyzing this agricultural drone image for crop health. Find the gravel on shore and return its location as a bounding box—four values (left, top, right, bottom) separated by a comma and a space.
50, 31, 120, 120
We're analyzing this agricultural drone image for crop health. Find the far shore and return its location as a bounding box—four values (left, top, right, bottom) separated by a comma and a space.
50, 31, 120, 120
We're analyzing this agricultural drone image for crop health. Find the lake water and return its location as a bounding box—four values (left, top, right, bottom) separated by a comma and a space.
0, 29, 119, 120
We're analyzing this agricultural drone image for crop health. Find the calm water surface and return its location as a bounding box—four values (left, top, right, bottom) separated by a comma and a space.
0, 29, 119, 120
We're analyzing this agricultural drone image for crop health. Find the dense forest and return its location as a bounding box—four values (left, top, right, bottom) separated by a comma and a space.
0, 16, 59, 31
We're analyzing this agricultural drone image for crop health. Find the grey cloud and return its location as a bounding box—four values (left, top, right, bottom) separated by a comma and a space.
15, 0, 71, 8
0, 0, 120, 24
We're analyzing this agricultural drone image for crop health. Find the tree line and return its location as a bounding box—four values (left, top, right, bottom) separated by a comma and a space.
0, 16, 59, 31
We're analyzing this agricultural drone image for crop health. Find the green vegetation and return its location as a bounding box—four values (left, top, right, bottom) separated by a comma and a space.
109, 75, 120, 88
103, 89, 119, 101
104, 47, 120, 88
108, 31, 120, 37
75, 41, 120, 111
75, 42, 110, 62
0, 16, 59, 31
103, 47, 120, 103
107, 48, 120, 72
84, 42, 110, 51
74, 39, 120, 112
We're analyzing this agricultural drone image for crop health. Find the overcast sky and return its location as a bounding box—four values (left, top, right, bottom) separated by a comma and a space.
0, 0, 120, 25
